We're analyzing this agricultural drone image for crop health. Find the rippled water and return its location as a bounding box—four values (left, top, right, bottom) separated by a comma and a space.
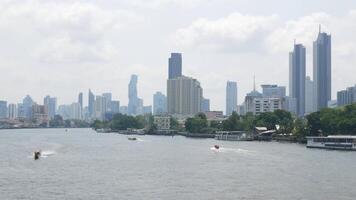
1, 128, 356, 200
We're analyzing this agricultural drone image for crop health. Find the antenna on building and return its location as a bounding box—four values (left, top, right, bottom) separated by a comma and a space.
319, 24, 321, 33
253, 75, 256, 91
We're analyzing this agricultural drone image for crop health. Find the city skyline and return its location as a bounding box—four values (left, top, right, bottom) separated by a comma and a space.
1, 1, 356, 111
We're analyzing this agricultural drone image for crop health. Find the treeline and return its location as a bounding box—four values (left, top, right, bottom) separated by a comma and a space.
49, 115, 90, 128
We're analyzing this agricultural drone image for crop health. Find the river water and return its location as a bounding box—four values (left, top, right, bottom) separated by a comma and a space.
0, 128, 355, 200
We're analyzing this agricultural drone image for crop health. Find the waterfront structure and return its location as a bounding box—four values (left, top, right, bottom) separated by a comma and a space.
7, 104, 17, 119
153, 115, 171, 130
307, 135, 356, 150
43, 95, 57, 119
313, 28, 331, 111
226, 81, 237, 116
261, 85, 286, 98
201, 98, 210, 112
305, 76, 316, 114
0, 100, 7, 118
23, 95, 34, 119
153, 92, 167, 115
88, 89, 95, 118
168, 53, 182, 79
289, 43, 306, 116
167, 76, 203, 116
337, 85, 356, 107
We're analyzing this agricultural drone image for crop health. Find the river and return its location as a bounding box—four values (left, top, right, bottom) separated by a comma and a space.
0, 128, 355, 200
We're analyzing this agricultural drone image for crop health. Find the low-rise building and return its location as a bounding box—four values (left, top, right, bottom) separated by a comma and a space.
153, 115, 170, 130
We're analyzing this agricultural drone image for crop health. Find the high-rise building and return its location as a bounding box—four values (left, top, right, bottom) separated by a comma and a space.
78, 92, 83, 109
102, 93, 112, 112
337, 85, 356, 107
70, 102, 82, 120
261, 85, 286, 98
32, 103, 48, 125
201, 98, 210, 112
58, 105, 71, 120
110, 101, 120, 114
305, 76, 316, 114
153, 92, 167, 115
282, 96, 297, 115
0, 100, 7, 118
313, 28, 331, 111
167, 76, 203, 116
143, 106, 152, 114
7, 104, 18, 119
88, 89, 95, 118
168, 53, 182, 79
119, 106, 128, 115
226, 81, 237, 116
94, 95, 107, 120
23, 95, 34, 119
289, 43, 306, 117
128, 74, 139, 115
44, 95, 57, 119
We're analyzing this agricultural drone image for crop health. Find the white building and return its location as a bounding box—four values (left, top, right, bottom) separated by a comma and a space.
7, 104, 18, 119
153, 116, 171, 130
253, 98, 282, 115
70, 102, 82, 120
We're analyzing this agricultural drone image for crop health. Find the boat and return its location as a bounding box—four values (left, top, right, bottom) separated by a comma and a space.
306, 135, 356, 151
33, 151, 41, 160
214, 145, 220, 149
128, 137, 137, 141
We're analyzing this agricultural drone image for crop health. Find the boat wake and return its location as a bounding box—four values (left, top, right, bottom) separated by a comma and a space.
210, 147, 253, 154
40, 150, 56, 158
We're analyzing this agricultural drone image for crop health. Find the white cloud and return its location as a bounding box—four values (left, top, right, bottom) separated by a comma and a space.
123, 0, 209, 9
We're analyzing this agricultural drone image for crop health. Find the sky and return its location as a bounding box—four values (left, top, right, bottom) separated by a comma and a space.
1, 0, 356, 111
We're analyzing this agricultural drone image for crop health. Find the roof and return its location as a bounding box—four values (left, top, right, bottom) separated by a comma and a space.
255, 127, 268, 131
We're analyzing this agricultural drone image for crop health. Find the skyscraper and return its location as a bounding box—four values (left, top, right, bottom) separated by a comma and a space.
313, 27, 331, 111
305, 76, 316, 114
44, 95, 57, 119
23, 95, 34, 119
168, 53, 182, 79
7, 104, 18, 119
201, 98, 210, 112
88, 89, 95, 118
78, 92, 83, 109
226, 81, 237, 116
153, 92, 167, 115
128, 74, 139, 115
289, 43, 306, 116
102, 93, 112, 112
167, 76, 203, 115
261, 85, 286, 98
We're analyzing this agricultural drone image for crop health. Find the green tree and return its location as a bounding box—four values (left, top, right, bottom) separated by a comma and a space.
222, 111, 243, 131
185, 113, 208, 133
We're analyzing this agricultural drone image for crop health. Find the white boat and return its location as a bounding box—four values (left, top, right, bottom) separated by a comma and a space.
306, 135, 356, 150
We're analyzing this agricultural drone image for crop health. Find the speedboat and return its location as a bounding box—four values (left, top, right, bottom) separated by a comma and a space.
33, 151, 41, 160
128, 137, 137, 141
214, 145, 220, 149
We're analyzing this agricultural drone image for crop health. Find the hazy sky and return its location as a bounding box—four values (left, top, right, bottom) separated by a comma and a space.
1, 0, 356, 111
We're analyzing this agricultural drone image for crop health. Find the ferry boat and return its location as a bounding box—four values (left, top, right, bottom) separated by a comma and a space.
306, 135, 356, 151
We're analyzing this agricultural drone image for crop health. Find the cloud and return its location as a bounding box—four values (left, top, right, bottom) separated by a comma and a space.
123, 0, 209, 9
0, 0, 142, 63
172, 13, 279, 52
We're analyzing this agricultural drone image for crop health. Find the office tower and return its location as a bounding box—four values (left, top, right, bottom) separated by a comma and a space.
70, 102, 82, 120
143, 106, 152, 114
57, 105, 71, 120
110, 101, 120, 113
119, 106, 128, 115
153, 92, 167, 115
283, 96, 297, 115
102, 93, 112, 112
168, 53, 182, 79
0, 100, 7, 118
305, 76, 316, 114
7, 104, 17, 119
17, 103, 24, 118
201, 98, 210, 112
261, 85, 286, 98
44, 95, 57, 119
88, 89, 95, 118
244, 84, 263, 114
78, 92, 83, 109
32, 104, 49, 124
289, 43, 306, 117
94, 95, 107, 120
23, 95, 34, 119
128, 74, 139, 115
253, 98, 282, 115
226, 81, 237, 116
167, 76, 203, 115
313, 27, 331, 111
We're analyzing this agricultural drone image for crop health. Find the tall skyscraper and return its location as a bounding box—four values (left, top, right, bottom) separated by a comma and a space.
94, 95, 107, 120
0, 100, 7, 118
337, 85, 356, 106
289, 43, 306, 116
226, 81, 237, 116
153, 92, 167, 115
313, 27, 331, 111
44, 95, 57, 119
78, 92, 83, 109
23, 95, 34, 119
88, 89, 95, 118
128, 74, 139, 115
110, 101, 120, 113
168, 53, 182, 79
102, 93, 112, 112
167, 76, 203, 115
305, 76, 316, 114
201, 98, 210, 112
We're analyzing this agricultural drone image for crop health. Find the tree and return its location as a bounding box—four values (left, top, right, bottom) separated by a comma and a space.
185, 113, 208, 133
293, 118, 308, 141
306, 111, 322, 136
222, 111, 242, 131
